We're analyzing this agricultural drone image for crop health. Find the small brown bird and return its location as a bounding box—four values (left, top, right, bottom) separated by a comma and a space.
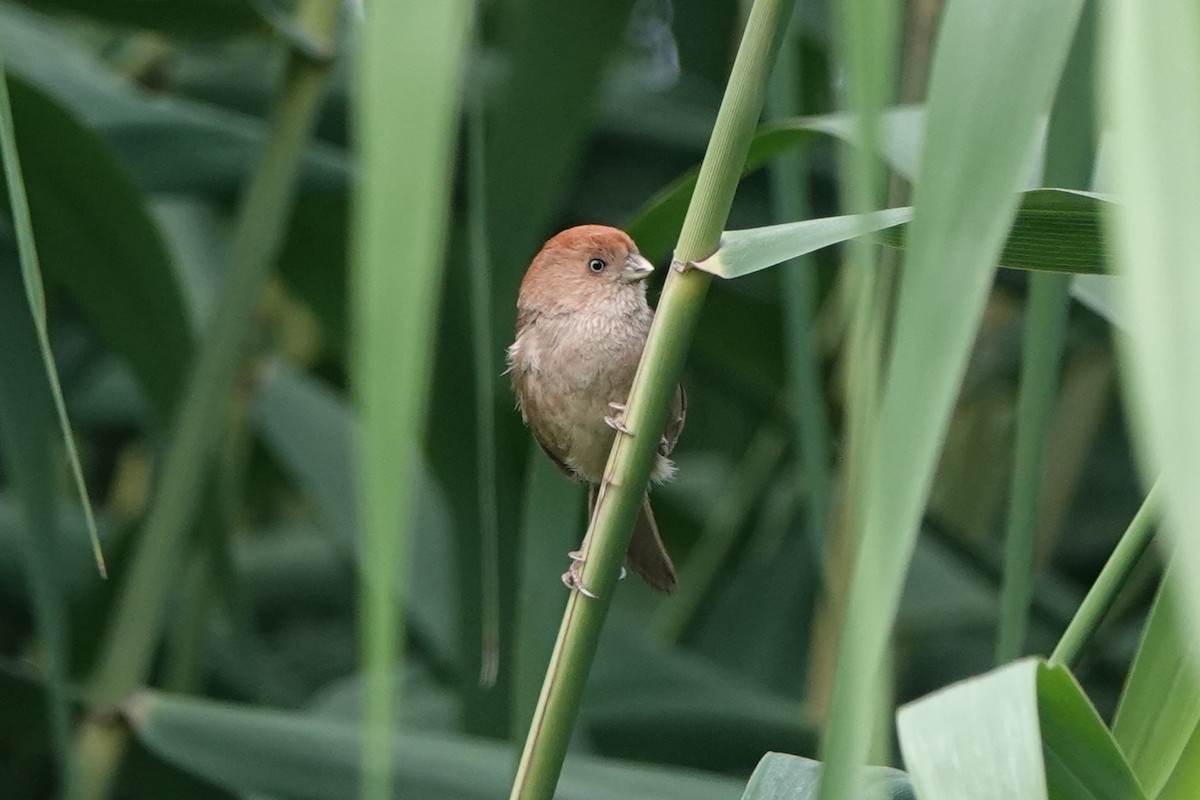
507, 225, 684, 594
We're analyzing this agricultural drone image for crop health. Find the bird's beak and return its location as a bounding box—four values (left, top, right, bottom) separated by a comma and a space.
622, 253, 655, 282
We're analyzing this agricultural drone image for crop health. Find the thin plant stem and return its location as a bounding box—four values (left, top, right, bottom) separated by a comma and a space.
995, 0, 1096, 665
467, 79, 502, 690
766, 11, 833, 570
1050, 481, 1160, 668
995, 272, 1072, 662
507, 1, 796, 797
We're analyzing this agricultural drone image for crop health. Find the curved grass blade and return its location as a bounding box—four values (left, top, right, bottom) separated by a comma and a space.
696, 189, 1110, 280
0, 47, 104, 576
1112, 562, 1200, 797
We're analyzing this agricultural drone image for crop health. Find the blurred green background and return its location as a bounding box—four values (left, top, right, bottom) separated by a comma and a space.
0, 0, 1153, 798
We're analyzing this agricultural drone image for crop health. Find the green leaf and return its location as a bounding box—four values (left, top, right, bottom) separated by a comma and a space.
816, 0, 1087, 793
1112, 564, 1200, 797
626, 106, 926, 261
740, 753, 913, 799
695, 189, 1110, 280
1158, 722, 1200, 800
0, 5, 349, 196
127, 691, 745, 800
1103, 0, 1200, 647
897, 659, 1146, 800
354, 5, 473, 799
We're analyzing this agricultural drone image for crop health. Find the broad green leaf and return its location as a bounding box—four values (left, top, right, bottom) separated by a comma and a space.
816, 0, 1086, 794
1158, 722, 1200, 800
128, 691, 744, 800
1112, 565, 1200, 796
696, 190, 1110, 280
898, 659, 1145, 800
0, 5, 349, 196
354, 5, 472, 799
1104, 0, 1200, 641
740, 753, 913, 799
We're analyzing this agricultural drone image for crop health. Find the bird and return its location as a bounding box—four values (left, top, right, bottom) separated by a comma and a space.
507, 225, 685, 595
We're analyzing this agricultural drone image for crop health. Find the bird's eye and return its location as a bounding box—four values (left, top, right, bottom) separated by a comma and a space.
588, 258, 606, 273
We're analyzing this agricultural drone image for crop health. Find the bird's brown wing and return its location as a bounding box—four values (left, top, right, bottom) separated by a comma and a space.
531, 430, 575, 479
660, 384, 686, 457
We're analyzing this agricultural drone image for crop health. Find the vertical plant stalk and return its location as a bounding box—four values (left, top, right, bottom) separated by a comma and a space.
76, 4, 341, 799
995, 273, 1071, 662
1050, 482, 1159, 668
467, 80, 502, 689
0, 45, 105, 578
766, 10, 832, 577
806, 0, 898, 731
508, 0, 795, 797
87, 0, 340, 709
996, 0, 1096, 664
354, 5, 474, 800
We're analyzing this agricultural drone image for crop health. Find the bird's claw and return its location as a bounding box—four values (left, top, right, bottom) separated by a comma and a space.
604, 401, 632, 436
561, 550, 624, 598
563, 551, 598, 598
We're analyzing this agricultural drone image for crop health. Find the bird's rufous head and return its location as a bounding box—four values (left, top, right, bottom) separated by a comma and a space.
517, 225, 654, 313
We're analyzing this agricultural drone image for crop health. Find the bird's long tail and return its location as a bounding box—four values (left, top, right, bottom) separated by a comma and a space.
587, 486, 677, 593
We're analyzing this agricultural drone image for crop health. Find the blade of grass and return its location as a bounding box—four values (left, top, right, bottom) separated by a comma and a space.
695, 189, 1111, 279
466, 75, 501, 690
353, 5, 473, 800
508, 1, 796, 797
1049, 481, 1159, 669
0, 42, 104, 577
766, 17, 832, 570
1112, 560, 1200, 796
815, 0, 1086, 795
1103, 0, 1200, 637
996, 1, 1097, 665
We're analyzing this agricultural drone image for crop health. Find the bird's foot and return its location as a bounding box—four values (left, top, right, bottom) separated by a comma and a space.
561, 550, 625, 598
603, 401, 632, 436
